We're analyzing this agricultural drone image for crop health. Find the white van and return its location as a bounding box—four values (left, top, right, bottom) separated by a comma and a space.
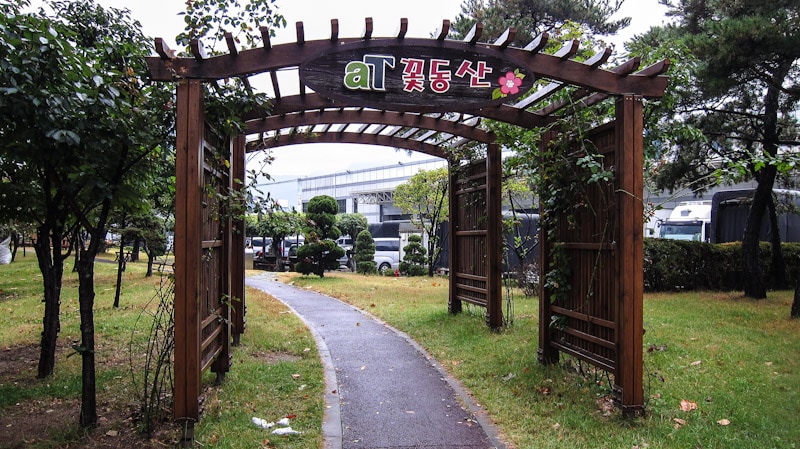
373, 237, 401, 273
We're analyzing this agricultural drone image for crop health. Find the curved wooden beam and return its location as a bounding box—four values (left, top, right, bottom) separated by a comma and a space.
246, 109, 494, 143
242, 93, 553, 130
250, 131, 448, 158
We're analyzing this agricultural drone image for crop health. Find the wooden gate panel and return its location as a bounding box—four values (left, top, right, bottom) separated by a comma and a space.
544, 123, 618, 371
173, 80, 232, 422
540, 96, 645, 414
448, 143, 502, 329
200, 131, 231, 376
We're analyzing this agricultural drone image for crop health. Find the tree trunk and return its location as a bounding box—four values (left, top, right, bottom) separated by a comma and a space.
144, 246, 154, 277
10, 231, 18, 262
792, 282, 800, 319
114, 235, 125, 308
35, 230, 64, 379
131, 238, 141, 262
767, 195, 787, 289
742, 64, 787, 299
76, 251, 97, 427
272, 238, 284, 272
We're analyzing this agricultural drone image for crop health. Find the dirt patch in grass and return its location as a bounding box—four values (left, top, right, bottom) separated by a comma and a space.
0, 344, 181, 449
250, 350, 302, 364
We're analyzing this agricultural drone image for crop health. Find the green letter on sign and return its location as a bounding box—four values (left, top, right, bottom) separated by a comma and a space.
344, 61, 371, 90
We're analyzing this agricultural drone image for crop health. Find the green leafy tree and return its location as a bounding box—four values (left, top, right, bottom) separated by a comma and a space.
652, 1, 800, 299
399, 234, 427, 276
337, 213, 368, 241
394, 168, 449, 276
255, 209, 304, 271
0, 0, 176, 426
451, 0, 629, 46
355, 230, 377, 275
295, 195, 344, 277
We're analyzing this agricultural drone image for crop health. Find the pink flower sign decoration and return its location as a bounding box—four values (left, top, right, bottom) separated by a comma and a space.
492, 69, 526, 99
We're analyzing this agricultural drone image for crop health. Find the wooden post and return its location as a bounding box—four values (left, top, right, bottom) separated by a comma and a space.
448, 159, 462, 315
173, 80, 204, 422
537, 130, 559, 365
486, 143, 503, 330
614, 95, 645, 415
230, 134, 246, 345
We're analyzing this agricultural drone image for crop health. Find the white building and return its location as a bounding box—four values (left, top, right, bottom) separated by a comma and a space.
256, 157, 448, 224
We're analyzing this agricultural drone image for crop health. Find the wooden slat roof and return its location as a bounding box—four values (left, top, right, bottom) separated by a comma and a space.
147, 18, 669, 156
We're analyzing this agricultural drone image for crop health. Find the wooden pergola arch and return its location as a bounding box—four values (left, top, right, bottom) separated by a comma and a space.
147, 17, 668, 425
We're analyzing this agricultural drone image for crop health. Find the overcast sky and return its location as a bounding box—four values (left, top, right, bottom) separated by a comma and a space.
61, 0, 670, 178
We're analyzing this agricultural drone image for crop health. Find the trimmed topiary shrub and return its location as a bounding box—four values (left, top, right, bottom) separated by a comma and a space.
355, 230, 377, 275
399, 234, 426, 276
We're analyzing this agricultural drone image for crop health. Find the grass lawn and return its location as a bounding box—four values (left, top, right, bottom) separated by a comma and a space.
1, 251, 798, 449
281, 271, 800, 449
0, 253, 324, 449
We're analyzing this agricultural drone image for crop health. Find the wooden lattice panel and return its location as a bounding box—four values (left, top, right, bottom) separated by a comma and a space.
448, 144, 503, 329
545, 124, 618, 371
539, 96, 645, 414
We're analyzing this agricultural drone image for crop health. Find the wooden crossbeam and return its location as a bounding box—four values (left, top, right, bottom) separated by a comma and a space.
584, 47, 612, 68
514, 81, 564, 109
270, 71, 281, 99
296, 21, 305, 45
224, 32, 238, 56
190, 39, 206, 61
259, 26, 272, 49
330, 19, 339, 41
636, 59, 671, 77
493, 27, 516, 49
396, 18, 408, 39
363, 17, 373, 39
554, 39, 579, 60
435, 19, 450, 41
464, 22, 483, 44
524, 32, 549, 53
154, 38, 176, 60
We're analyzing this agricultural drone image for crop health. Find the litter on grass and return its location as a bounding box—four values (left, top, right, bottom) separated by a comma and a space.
272, 427, 302, 435
252, 416, 303, 435
251, 417, 275, 429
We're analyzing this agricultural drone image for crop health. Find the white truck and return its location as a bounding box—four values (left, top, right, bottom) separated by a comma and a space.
659, 201, 712, 242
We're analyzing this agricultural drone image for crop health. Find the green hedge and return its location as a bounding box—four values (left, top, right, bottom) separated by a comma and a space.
643, 239, 800, 292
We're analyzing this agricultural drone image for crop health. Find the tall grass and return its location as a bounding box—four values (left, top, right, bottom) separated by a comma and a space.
283, 272, 800, 449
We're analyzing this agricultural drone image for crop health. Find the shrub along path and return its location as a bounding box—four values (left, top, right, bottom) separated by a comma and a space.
246, 274, 506, 449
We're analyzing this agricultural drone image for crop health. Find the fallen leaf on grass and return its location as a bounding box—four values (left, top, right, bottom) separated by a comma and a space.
597, 396, 615, 416
690, 360, 702, 366
680, 399, 698, 412
538, 386, 551, 396
673, 418, 687, 428
717, 418, 731, 426
291, 373, 300, 379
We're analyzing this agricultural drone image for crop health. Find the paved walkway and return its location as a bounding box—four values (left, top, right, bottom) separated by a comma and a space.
246, 274, 506, 449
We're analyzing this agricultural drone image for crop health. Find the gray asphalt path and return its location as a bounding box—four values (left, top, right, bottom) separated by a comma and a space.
246, 274, 506, 449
